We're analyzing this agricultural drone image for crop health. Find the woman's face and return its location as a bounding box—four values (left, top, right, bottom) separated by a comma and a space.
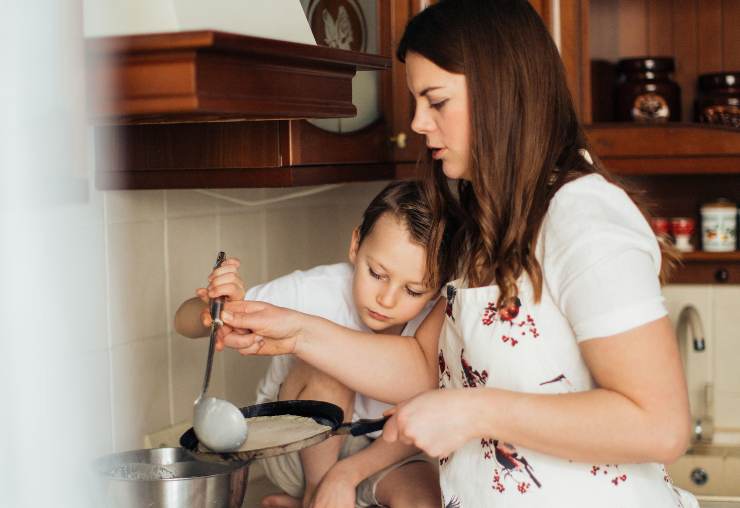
349, 213, 437, 335
406, 52, 471, 180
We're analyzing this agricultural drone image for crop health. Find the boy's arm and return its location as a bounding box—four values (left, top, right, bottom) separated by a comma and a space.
175, 257, 247, 338
311, 434, 426, 507
174, 295, 209, 338
339, 435, 423, 481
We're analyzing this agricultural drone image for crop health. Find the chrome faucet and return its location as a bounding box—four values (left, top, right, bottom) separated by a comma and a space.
677, 305, 706, 353
676, 305, 713, 444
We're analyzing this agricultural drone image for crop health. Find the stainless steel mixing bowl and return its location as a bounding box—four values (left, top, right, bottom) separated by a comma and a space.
93, 447, 249, 507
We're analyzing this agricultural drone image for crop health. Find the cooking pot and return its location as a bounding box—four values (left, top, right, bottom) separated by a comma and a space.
93, 447, 248, 508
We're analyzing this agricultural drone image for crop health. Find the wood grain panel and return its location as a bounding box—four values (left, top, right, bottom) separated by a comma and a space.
95, 164, 395, 190
697, 0, 723, 73
96, 122, 281, 174
389, 0, 427, 163
587, 124, 740, 157
282, 120, 390, 165
722, 0, 740, 70
672, 0, 699, 122
618, 0, 649, 57
86, 30, 390, 123
561, 0, 591, 122
647, 0, 674, 56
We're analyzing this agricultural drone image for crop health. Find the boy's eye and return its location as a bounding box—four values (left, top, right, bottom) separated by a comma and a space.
406, 288, 424, 298
368, 267, 383, 280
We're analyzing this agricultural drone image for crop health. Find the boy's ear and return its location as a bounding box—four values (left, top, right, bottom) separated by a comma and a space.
348, 227, 360, 265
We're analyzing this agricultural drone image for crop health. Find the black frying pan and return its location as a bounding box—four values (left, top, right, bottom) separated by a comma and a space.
180, 400, 388, 465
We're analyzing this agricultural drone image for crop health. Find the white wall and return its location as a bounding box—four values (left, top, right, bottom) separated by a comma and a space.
664, 285, 740, 434
102, 181, 740, 450
102, 182, 388, 451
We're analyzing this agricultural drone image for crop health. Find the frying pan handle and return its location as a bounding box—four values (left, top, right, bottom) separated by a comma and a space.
337, 416, 389, 437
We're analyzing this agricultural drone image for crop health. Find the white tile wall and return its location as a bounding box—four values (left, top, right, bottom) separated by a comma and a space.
102, 183, 383, 450
99, 181, 740, 452
664, 284, 740, 433
109, 335, 170, 451
107, 220, 167, 347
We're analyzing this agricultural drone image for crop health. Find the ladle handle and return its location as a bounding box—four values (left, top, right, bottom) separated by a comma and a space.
201, 251, 226, 397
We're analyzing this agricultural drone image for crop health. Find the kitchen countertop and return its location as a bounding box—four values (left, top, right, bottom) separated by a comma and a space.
699, 498, 740, 508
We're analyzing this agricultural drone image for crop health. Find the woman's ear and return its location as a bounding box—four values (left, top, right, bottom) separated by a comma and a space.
348, 227, 361, 265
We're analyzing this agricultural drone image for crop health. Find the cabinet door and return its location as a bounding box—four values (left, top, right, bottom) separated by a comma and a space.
281, 0, 431, 166
387, 0, 434, 165
283, 0, 395, 166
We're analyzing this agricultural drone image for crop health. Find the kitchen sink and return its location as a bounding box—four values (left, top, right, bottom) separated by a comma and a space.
667, 444, 740, 507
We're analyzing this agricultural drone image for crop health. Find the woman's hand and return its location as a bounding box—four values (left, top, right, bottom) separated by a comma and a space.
218, 300, 306, 355
308, 461, 358, 508
382, 388, 478, 458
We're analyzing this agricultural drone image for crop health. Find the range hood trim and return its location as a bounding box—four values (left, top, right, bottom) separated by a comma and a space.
87, 30, 391, 124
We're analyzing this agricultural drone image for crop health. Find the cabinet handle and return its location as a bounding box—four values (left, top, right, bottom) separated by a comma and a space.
714, 268, 729, 283
390, 132, 407, 149
690, 467, 708, 486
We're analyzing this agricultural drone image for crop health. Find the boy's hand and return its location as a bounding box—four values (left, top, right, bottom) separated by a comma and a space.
308, 461, 358, 508
207, 256, 246, 301
197, 257, 246, 328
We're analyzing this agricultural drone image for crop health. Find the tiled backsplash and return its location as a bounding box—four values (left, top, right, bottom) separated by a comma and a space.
664, 285, 740, 433
103, 183, 387, 451
101, 183, 740, 451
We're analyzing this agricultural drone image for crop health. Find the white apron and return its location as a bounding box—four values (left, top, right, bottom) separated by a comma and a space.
437, 276, 698, 508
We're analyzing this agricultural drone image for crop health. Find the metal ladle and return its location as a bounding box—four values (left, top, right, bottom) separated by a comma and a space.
193, 251, 248, 452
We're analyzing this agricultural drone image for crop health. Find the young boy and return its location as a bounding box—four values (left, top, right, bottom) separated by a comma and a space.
175, 181, 457, 508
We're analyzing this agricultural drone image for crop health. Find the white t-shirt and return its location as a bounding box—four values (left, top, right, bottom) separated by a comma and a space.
437, 173, 696, 507
250, 262, 433, 437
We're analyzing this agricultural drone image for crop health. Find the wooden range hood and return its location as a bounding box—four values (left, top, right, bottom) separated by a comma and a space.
87, 30, 391, 188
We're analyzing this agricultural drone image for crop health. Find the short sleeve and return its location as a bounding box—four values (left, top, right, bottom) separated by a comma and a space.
245, 270, 304, 310
540, 175, 667, 342
246, 271, 303, 404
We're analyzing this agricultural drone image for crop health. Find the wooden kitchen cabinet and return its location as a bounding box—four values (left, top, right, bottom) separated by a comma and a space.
92, 1, 435, 189
552, 0, 740, 284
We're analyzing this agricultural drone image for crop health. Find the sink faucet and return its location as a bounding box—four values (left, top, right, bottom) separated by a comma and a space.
676, 305, 713, 444
677, 305, 706, 353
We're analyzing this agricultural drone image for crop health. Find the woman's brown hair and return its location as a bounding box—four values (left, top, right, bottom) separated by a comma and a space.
357, 180, 459, 290
398, 0, 676, 306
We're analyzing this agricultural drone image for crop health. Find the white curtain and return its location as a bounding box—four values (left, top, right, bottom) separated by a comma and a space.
0, 1, 110, 506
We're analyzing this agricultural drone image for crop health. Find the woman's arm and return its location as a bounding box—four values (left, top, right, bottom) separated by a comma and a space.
385, 316, 691, 464
220, 298, 445, 403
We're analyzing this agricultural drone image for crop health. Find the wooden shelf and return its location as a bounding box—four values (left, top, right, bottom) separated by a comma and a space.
585, 124, 740, 175
86, 30, 390, 124
681, 251, 740, 263
670, 250, 740, 284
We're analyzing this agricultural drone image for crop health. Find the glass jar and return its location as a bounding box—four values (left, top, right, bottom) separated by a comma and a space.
695, 72, 740, 129
616, 57, 682, 123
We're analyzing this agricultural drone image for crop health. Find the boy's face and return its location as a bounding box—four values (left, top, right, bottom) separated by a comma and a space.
349, 213, 437, 335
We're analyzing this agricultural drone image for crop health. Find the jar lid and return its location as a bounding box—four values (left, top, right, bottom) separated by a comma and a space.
701, 198, 737, 210
617, 57, 675, 73
698, 72, 740, 91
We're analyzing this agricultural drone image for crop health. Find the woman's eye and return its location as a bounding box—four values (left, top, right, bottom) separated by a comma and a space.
430, 99, 448, 110
369, 267, 383, 280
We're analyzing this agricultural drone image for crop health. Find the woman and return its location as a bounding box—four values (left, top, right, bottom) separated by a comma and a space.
215, 1, 697, 506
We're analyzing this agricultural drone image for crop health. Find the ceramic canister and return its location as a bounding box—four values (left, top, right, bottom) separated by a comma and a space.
701, 200, 737, 252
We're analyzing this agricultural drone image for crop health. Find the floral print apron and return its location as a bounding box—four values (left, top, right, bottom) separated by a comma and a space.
437, 277, 697, 508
